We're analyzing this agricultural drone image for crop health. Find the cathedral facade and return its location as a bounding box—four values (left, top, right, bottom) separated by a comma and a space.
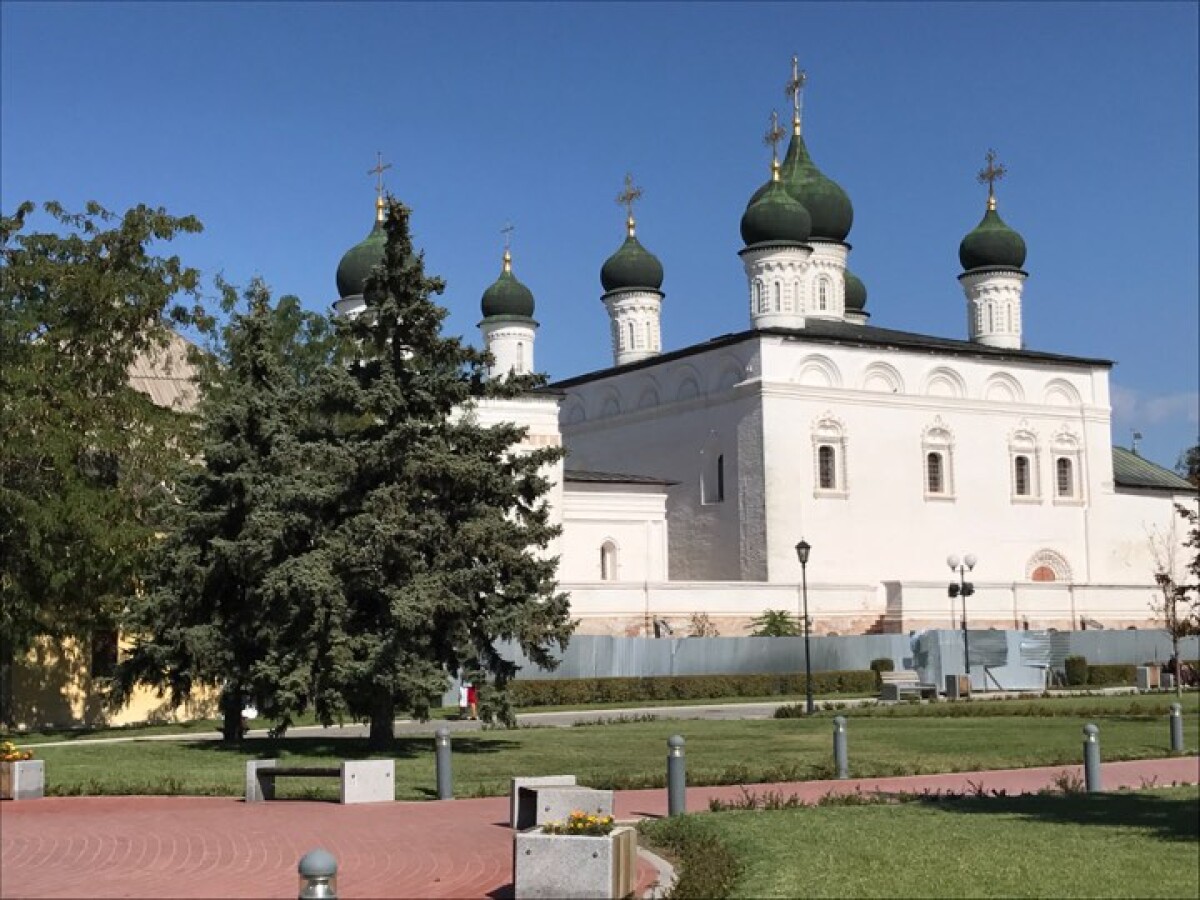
332, 65, 1194, 638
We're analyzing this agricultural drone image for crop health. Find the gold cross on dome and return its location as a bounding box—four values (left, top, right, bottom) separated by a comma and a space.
368, 151, 392, 200
977, 148, 1007, 209
616, 173, 644, 235
785, 55, 807, 133
763, 110, 785, 170
501, 221, 515, 251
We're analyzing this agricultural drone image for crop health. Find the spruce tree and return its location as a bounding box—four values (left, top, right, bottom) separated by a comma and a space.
113, 280, 346, 741
325, 197, 572, 746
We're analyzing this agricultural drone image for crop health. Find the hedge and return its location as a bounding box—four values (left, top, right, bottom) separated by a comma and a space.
1087, 664, 1137, 686
507, 670, 877, 708
1065, 656, 1089, 686
869, 658, 895, 688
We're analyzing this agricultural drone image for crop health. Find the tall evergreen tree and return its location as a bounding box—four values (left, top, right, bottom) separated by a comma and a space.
324, 197, 572, 746
112, 280, 346, 741
0, 201, 204, 724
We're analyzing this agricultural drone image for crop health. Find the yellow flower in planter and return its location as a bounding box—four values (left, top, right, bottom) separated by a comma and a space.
1, 741, 35, 763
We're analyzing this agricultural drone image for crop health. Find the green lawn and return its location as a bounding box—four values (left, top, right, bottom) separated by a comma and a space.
26, 693, 1200, 799
645, 786, 1200, 898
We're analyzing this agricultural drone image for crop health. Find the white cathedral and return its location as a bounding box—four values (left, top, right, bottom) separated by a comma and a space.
332, 64, 1194, 639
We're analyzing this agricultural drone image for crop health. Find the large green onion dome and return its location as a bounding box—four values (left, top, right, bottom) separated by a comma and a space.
336, 198, 387, 298
770, 133, 853, 242
601, 220, 664, 293
741, 166, 812, 247
844, 269, 867, 312
481, 250, 536, 319
959, 200, 1027, 271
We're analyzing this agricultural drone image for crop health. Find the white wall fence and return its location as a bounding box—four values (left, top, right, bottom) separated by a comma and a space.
498, 630, 1198, 681
562, 579, 1168, 636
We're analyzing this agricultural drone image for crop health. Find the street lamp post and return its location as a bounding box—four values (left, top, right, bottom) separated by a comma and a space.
796, 539, 813, 715
946, 553, 977, 679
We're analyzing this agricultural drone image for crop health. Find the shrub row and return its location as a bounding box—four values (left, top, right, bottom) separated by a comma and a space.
1064, 656, 1139, 687
1086, 664, 1137, 686
508, 670, 877, 708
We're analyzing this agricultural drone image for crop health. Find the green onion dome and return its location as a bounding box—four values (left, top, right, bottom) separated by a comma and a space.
771, 133, 853, 242
600, 222, 664, 293
741, 170, 812, 246
481, 250, 535, 319
336, 199, 387, 299
844, 269, 867, 312
958, 202, 1027, 271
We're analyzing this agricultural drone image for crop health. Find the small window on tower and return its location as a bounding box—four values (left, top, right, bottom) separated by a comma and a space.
818, 280, 829, 311
774, 282, 781, 312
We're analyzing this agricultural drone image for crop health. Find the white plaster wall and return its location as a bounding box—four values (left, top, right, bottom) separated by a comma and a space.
559, 343, 764, 582
560, 484, 668, 584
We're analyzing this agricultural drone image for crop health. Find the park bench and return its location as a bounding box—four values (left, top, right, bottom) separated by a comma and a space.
245, 758, 394, 804
879, 670, 938, 702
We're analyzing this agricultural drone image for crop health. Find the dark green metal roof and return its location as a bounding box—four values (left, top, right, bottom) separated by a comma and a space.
959, 207, 1027, 271
776, 132, 853, 242
740, 178, 811, 247
336, 221, 386, 299
481, 267, 535, 319
1112, 446, 1196, 492
844, 269, 867, 312
601, 234, 664, 293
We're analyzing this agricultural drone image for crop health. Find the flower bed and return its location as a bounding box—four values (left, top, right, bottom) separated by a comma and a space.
515, 810, 636, 899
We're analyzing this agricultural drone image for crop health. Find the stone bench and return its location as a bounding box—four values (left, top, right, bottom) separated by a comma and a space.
510, 775, 577, 828
245, 759, 394, 804
880, 670, 938, 701
515, 784, 613, 831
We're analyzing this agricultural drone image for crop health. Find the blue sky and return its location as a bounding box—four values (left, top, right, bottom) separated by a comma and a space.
3, 1, 1197, 468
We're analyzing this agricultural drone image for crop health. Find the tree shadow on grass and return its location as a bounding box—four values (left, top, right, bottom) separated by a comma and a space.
914, 788, 1199, 844
187, 733, 520, 760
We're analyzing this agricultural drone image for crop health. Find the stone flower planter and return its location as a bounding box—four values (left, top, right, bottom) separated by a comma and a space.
513, 824, 637, 899
0, 760, 45, 800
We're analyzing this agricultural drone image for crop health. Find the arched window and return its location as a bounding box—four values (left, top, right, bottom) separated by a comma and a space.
752, 281, 761, 312
818, 280, 829, 311
600, 541, 618, 581
987, 305, 995, 331
774, 282, 781, 312
926, 452, 944, 494
516, 341, 525, 372
1031, 565, 1056, 583
1014, 455, 1031, 496
645, 321, 654, 350
628, 321, 636, 349
818, 445, 836, 490
1056, 457, 1073, 497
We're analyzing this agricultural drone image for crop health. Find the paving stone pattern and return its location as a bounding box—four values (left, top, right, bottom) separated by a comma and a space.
2, 758, 1196, 899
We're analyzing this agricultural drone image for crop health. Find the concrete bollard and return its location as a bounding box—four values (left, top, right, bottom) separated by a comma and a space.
435, 727, 453, 800
667, 734, 686, 816
298, 848, 338, 900
1169, 703, 1184, 754
833, 716, 849, 780
1082, 723, 1101, 793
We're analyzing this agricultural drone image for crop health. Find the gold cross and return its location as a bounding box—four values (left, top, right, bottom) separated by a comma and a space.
616, 173, 643, 235
501, 221, 515, 250
785, 55, 807, 133
368, 151, 392, 200
763, 110, 785, 171
977, 148, 1007, 208
616, 173, 643, 219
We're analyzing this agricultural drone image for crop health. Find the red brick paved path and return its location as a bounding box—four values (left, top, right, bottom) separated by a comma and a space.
3, 757, 1197, 899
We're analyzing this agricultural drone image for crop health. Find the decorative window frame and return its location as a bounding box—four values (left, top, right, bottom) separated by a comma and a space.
1026, 549, 1072, 582
921, 418, 955, 501
1050, 427, 1085, 505
1008, 423, 1041, 504
812, 412, 848, 498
